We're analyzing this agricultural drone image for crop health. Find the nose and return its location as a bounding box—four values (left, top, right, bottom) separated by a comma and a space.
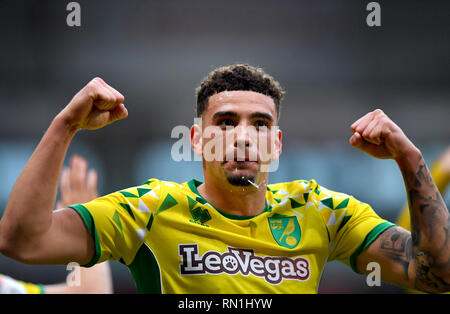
234, 124, 251, 149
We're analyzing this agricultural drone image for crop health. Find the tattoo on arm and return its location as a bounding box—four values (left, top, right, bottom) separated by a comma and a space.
379, 227, 413, 280
399, 155, 450, 293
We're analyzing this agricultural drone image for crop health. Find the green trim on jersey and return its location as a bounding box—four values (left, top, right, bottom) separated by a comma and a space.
70, 204, 102, 267
128, 243, 162, 293
38, 284, 45, 294
187, 179, 270, 220
349, 221, 396, 273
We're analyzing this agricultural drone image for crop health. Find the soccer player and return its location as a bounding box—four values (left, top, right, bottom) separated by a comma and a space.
0, 155, 112, 294
0, 64, 448, 293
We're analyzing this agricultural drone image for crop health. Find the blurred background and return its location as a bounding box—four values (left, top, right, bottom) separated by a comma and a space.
0, 0, 449, 294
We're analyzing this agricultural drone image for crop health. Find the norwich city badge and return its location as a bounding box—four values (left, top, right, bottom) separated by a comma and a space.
268, 216, 301, 249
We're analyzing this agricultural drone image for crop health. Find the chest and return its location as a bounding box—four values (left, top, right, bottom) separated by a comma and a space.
142, 206, 330, 293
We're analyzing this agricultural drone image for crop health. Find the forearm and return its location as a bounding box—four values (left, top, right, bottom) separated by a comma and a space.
0, 114, 78, 247
396, 148, 450, 292
397, 158, 450, 231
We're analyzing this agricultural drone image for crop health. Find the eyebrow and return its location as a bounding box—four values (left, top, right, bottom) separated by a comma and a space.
212, 111, 274, 123
212, 111, 238, 120
249, 112, 274, 122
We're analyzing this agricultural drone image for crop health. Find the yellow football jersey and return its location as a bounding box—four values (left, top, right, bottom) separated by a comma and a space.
70, 178, 394, 294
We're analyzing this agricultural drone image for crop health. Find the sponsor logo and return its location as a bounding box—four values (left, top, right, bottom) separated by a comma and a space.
179, 244, 310, 285
268, 216, 301, 248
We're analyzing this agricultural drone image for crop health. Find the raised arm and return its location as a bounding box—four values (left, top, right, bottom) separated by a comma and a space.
349, 109, 449, 293
397, 146, 450, 231
0, 77, 127, 265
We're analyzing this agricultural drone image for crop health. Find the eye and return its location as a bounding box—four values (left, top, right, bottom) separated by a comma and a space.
219, 118, 235, 127
254, 120, 270, 129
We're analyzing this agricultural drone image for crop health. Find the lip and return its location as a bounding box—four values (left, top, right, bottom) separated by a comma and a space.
225, 150, 259, 163
223, 160, 258, 168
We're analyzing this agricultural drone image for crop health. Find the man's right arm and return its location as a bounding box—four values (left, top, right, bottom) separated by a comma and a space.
0, 77, 127, 265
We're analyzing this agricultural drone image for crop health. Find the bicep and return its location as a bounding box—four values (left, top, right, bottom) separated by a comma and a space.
356, 226, 416, 289
25, 208, 95, 265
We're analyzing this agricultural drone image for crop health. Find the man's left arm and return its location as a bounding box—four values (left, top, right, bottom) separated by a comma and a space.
349, 109, 449, 293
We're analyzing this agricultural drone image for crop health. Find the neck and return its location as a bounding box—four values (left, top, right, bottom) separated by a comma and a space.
197, 174, 268, 217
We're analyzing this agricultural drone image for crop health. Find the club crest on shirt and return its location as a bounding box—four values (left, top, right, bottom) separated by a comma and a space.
268, 216, 301, 249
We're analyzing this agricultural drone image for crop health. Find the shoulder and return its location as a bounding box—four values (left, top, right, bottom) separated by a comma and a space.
116, 178, 185, 200
117, 178, 188, 210
267, 179, 315, 197
267, 179, 354, 206
123, 178, 199, 216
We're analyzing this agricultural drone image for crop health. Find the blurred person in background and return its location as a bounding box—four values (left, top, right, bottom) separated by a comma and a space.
0, 64, 448, 293
396, 146, 450, 294
0, 155, 112, 294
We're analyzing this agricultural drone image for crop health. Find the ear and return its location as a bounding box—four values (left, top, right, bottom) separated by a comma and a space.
190, 124, 203, 157
271, 128, 283, 161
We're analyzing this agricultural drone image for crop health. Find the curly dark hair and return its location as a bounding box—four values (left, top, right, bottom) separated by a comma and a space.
195, 64, 285, 119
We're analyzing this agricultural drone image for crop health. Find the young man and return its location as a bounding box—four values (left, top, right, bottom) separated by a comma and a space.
0, 64, 448, 293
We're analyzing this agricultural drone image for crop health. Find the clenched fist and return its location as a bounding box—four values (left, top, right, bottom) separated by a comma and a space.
349, 109, 418, 160
58, 77, 128, 130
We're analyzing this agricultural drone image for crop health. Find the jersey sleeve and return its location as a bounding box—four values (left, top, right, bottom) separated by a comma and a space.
323, 190, 395, 272
69, 179, 162, 267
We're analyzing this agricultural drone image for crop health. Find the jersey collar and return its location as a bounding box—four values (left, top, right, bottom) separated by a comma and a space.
186, 179, 270, 220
